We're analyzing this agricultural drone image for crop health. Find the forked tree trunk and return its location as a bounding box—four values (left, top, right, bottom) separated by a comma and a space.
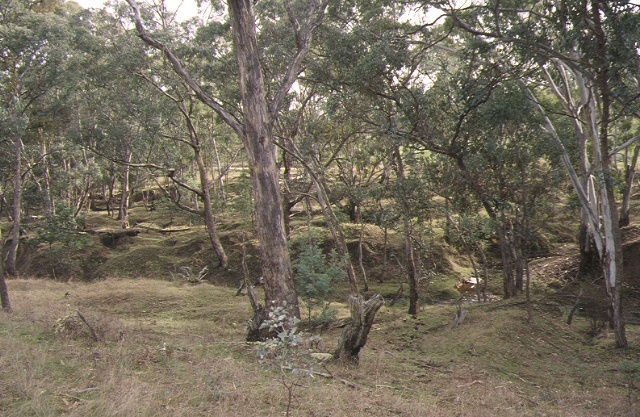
334, 294, 384, 364
126, 0, 328, 329
591, 0, 626, 347
517, 64, 626, 346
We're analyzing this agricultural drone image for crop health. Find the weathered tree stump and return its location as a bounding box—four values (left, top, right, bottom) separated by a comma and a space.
334, 293, 384, 364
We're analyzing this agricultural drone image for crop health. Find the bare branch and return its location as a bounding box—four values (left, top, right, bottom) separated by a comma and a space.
269, 0, 329, 117
166, 169, 204, 197
125, 0, 244, 137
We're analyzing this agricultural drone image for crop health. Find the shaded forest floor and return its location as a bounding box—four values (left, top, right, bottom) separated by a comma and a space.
3, 198, 640, 416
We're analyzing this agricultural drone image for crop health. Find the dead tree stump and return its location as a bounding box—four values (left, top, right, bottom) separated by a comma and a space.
334, 294, 384, 364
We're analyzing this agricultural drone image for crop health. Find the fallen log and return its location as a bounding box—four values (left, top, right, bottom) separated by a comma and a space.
98, 229, 140, 248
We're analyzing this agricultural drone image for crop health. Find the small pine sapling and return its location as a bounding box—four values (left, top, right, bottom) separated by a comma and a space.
291, 232, 344, 325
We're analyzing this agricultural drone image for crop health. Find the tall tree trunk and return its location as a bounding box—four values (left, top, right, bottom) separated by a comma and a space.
403, 218, 419, 316
281, 149, 294, 239
127, 0, 328, 328
7, 137, 23, 277
394, 148, 420, 314
228, 0, 299, 317
496, 225, 516, 298
591, 0, 626, 347
0, 266, 10, 312
118, 150, 132, 229
521, 163, 534, 322
39, 129, 54, 217
357, 210, 369, 292
106, 173, 115, 218
0, 229, 10, 312
513, 223, 524, 293
210, 126, 227, 204
619, 144, 639, 227
195, 144, 228, 267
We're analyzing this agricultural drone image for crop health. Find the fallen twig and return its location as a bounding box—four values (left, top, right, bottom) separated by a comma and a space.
314, 365, 362, 389
59, 393, 83, 402
76, 310, 99, 342
69, 387, 99, 395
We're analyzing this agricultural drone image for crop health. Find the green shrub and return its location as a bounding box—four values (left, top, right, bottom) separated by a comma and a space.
291, 232, 344, 324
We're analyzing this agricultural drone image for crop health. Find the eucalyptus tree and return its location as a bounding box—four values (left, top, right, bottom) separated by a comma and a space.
125, 0, 330, 331
309, 0, 569, 302
275, 89, 364, 293
439, 0, 640, 347
299, 2, 435, 311
0, 0, 81, 276
619, 119, 640, 227
135, 71, 229, 267
426, 77, 564, 296
80, 30, 163, 228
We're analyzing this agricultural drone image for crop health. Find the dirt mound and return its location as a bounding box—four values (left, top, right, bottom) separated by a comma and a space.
622, 225, 640, 287
531, 226, 640, 285
529, 244, 580, 287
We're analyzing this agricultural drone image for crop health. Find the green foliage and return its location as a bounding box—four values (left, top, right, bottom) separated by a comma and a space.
29, 205, 90, 250
291, 232, 344, 323
256, 303, 322, 417
227, 171, 253, 216
619, 360, 640, 401
26, 205, 92, 279
256, 303, 304, 363
619, 360, 640, 380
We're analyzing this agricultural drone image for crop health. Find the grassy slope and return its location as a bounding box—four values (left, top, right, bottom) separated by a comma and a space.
3, 200, 640, 416
1, 277, 640, 417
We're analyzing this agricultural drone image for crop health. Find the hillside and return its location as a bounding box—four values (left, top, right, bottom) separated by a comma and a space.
3, 198, 640, 416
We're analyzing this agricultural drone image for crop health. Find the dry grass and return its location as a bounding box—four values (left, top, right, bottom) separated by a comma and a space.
2, 278, 640, 417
